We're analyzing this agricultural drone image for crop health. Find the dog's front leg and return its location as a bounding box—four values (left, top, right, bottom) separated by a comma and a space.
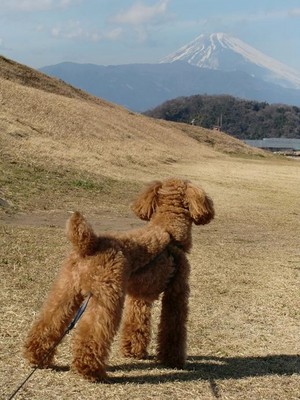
156, 250, 190, 369
24, 256, 83, 368
120, 296, 153, 359
120, 251, 175, 359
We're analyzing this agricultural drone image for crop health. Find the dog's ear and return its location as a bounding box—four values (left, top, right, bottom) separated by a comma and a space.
131, 180, 162, 220
185, 183, 215, 225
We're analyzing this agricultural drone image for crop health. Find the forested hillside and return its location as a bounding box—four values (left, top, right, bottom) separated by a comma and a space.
144, 95, 300, 139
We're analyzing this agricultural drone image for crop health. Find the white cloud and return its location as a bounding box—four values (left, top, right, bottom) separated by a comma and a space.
89, 28, 123, 42
111, 0, 170, 25
0, 0, 78, 11
51, 27, 61, 37
51, 21, 123, 43
289, 8, 300, 17
103, 28, 123, 41
239, 8, 300, 22
107, 0, 172, 44
0, 37, 11, 50
51, 21, 85, 39
190, 7, 300, 29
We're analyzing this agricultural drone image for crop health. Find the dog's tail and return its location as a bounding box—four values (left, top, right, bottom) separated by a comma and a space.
66, 211, 98, 256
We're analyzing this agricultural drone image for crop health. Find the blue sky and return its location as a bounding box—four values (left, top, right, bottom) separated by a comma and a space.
0, 0, 300, 71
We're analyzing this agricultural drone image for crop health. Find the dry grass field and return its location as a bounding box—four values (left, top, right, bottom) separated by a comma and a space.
0, 56, 299, 399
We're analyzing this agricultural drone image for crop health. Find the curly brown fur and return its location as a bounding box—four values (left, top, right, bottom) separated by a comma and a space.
120, 178, 214, 368
24, 214, 170, 382
24, 178, 214, 381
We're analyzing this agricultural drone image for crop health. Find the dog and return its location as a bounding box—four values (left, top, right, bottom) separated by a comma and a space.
120, 178, 214, 369
24, 178, 214, 381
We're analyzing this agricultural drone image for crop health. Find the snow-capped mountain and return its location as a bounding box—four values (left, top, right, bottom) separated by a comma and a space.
40, 32, 300, 111
161, 33, 300, 89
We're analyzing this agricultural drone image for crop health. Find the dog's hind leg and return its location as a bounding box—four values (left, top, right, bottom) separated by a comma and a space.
72, 261, 126, 381
23, 255, 83, 368
120, 296, 153, 359
156, 249, 190, 369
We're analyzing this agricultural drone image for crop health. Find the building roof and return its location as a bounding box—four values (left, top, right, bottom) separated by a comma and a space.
244, 138, 300, 150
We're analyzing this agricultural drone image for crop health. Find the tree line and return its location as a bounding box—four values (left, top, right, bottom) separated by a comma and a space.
144, 95, 300, 139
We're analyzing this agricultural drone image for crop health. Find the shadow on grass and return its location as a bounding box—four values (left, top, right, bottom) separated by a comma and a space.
108, 354, 300, 384
7, 355, 298, 400
52, 354, 300, 382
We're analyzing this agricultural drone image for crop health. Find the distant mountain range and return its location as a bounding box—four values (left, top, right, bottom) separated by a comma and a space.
40, 33, 300, 112
161, 33, 300, 89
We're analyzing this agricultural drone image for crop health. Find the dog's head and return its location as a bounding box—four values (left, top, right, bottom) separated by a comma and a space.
132, 178, 214, 226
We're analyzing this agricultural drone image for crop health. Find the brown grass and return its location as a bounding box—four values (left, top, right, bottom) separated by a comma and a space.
0, 56, 299, 399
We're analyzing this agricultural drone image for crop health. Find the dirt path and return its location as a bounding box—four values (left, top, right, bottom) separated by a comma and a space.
0, 210, 144, 231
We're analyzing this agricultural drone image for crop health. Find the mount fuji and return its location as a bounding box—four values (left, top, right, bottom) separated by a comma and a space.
161, 33, 300, 90
40, 33, 300, 111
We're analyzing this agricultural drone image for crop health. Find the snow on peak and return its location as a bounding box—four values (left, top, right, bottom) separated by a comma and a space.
161, 33, 300, 89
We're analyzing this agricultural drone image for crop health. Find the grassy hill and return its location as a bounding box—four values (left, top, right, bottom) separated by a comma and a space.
1, 56, 299, 400
0, 55, 267, 215
145, 94, 300, 139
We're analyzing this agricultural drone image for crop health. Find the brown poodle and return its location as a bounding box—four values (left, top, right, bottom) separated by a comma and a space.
24, 178, 214, 382
120, 178, 214, 368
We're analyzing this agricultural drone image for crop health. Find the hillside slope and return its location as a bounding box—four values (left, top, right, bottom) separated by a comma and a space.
1, 55, 266, 166
0, 55, 266, 213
